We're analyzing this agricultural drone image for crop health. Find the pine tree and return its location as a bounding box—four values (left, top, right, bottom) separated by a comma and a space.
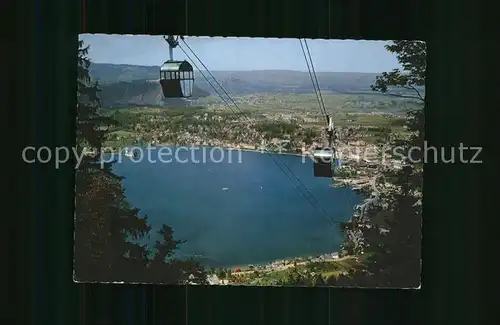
74, 40, 206, 284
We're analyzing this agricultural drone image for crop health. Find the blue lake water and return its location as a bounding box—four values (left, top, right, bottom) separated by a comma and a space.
110, 147, 363, 268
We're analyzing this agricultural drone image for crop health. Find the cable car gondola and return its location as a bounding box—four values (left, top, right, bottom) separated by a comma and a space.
313, 147, 336, 178
159, 35, 195, 98
312, 115, 340, 178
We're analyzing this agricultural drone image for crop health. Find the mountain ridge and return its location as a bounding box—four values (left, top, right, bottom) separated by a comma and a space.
90, 63, 423, 109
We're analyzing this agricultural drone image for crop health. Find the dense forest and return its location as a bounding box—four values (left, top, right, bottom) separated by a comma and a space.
73, 40, 207, 284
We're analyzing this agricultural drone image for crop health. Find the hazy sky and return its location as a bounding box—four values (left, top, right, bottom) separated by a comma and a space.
80, 34, 401, 73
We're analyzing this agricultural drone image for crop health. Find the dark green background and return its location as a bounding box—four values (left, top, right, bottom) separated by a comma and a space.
14, 0, 489, 324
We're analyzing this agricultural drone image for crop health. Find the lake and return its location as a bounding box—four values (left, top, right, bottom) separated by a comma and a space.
110, 147, 363, 268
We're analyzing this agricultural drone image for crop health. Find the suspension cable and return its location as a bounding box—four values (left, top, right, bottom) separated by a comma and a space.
179, 40, 342, 229
179, 42, 334, 222
180, 50, 234, 116
181, 46, 337, 229
304, 39, 328, 121
300, 39, 354, 131
299, 39, 327, 121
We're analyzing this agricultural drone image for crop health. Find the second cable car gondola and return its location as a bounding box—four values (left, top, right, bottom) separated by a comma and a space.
159, 35, 195, 98
312, 115, 340, 178
313, 147, 336, 178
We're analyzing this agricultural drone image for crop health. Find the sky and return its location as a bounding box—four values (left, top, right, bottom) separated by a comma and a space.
80, 34, 401, 73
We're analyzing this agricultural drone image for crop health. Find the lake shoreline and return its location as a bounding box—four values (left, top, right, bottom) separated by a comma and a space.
206, 252, 358, 285
234, 251, 344, 271
107, 144, 375, 191
106, 142, 376, 196
110, 142, 377, 284
105, 143, 315, 159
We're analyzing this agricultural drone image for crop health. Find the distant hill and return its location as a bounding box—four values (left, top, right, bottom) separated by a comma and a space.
90, 63, 424, 108
98, 80, 210, 108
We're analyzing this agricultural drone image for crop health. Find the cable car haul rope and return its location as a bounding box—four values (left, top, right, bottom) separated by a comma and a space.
298, 38, 341, 182
159, 35, 348, 229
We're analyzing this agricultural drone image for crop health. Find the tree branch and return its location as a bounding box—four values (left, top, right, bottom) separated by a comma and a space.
383, 92, 423, 101
403, 86, 425, 102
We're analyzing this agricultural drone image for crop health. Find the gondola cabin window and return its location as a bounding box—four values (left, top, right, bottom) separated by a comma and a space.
159, 60, 194, 98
